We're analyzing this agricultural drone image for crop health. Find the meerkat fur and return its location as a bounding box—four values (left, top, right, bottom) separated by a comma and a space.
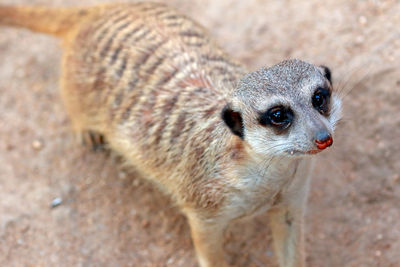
0, 2, 342, 267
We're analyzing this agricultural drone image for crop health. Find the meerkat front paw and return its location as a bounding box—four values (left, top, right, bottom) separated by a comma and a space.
80, 130, 106, 152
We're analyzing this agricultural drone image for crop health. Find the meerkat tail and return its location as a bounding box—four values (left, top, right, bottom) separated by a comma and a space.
0, 5, 90, 37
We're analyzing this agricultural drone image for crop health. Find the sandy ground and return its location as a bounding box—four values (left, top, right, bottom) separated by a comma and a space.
0, 0, 399, 266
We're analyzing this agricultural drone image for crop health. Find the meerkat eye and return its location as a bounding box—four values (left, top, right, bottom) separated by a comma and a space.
259, 106, 293, 129
312, 87, 331, 115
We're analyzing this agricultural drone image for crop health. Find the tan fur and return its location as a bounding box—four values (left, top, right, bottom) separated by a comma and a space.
0, 3, 342, 266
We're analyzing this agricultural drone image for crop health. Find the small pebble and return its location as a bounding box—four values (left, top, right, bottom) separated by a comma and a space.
355, 35, 365, 44
32, 140, 43, 150
166, 257, 175, 265
142, 220, 150, 228
265, 250, 274, 257
51, 197, 63, 208
358, 16, 367, 25
375, 250, 382, 257
118, 171, 127, 179
132, 179, 140, 187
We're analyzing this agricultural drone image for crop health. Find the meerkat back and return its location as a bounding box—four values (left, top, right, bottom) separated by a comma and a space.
54, 3, 240, 139
0, 1, 245, 181
55, 3, 245, 184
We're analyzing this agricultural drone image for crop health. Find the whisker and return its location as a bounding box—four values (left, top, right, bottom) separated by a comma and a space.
335, 64, 374, 100
251, 143, 290, 178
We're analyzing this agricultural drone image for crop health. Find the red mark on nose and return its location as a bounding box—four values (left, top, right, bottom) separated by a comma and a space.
315, 136, 333, 150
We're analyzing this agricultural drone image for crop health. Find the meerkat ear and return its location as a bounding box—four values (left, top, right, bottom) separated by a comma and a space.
319, 65, 332, 84
221, 104, 244, 139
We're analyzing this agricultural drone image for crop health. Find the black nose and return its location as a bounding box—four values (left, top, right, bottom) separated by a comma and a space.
315, 130, 331, 143
314, 130, 333, 150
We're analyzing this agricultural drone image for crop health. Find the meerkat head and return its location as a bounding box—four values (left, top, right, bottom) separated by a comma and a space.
222, 59, 342, 157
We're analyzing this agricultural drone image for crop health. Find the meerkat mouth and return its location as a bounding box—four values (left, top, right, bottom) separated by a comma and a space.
287, 149, 324, 156
287, 136, 334, 156
307, 150, 322, 154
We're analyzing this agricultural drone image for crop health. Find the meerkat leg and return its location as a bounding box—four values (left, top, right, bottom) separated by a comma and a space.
268, 206, 305, 267
268, 159, 312, 267
63, 109, 107, 151
185, 212, 228, 267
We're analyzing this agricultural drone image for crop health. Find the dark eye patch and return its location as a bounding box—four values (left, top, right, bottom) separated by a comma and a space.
258, 105, 294, 131
320, 65, 332, 84
312, 87, 331, 115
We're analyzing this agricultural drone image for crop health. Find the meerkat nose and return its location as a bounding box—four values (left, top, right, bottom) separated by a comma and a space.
314, 130, 333, 150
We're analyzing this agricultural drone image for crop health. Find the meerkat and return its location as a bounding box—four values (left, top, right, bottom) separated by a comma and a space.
0, 2, 342, 267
